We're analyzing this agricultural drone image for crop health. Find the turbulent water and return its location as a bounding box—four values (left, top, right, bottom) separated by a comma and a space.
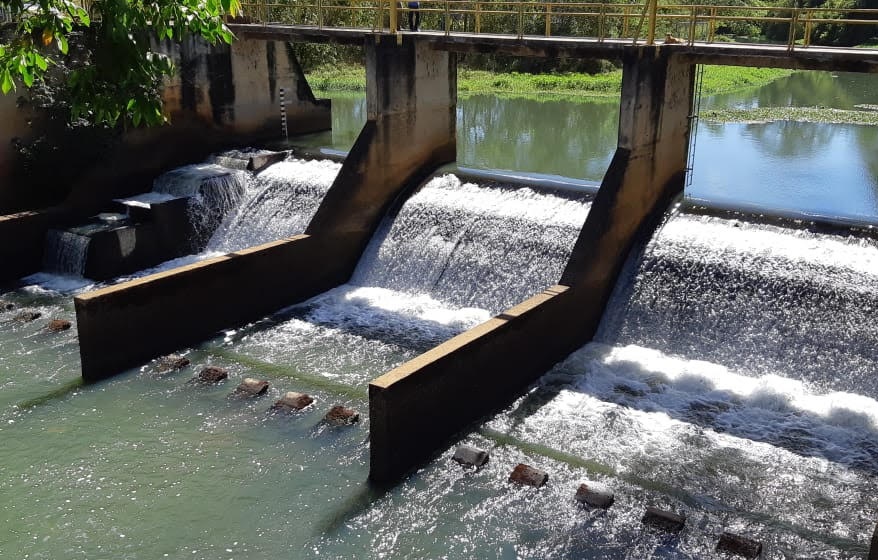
233, 174, 592, 386
207, 159, 340, 253
42, 230, 90, 276
5, 156, 878, 557
153, 163, 251, 245
461, 213, 878, 558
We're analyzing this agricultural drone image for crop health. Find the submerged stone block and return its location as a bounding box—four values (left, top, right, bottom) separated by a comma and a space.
46, 319, 72, 333
452, 445, 489, 468
197, 366, 229, 384
0, 299, 14, 311
14, 311, 41, 323
641, 507, 686, 532
575, 481, 615, 508
270, 391, 314, 413
157, 354, 190, 373
716, 532, 762, 558
232, 377, 270, 398
323, 405, 359, 426
508, 463, 548, 488
248, 151, 287, 173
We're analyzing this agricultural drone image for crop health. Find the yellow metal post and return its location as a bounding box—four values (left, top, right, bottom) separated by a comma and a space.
390, 0, 398, 33
622, 5, 630, 37
517, 0, 524, 38
545, 3, 551, 36
647, 0, 658, 45
804, 10, 813, 47
475, 1, 481, 33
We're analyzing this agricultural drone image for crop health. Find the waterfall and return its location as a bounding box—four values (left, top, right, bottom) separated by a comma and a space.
483, 212, 878, 557
152, 163, 250, 246
207, 159, 341, 253
42, 230, 90, 276
355, 174, 590, 313
599, 213, 878, 394
291, 175, 592, 350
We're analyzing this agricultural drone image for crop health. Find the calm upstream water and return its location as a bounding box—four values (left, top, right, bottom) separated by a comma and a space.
2, 70, 878, 559
300, 70, 878, 224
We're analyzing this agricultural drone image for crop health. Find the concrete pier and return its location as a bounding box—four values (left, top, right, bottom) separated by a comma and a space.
368, 47, 694, 483
305, 35, 457, 269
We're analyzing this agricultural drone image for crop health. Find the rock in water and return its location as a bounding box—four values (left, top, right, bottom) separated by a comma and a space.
452, 445, 489, 468
46, 319, 72, 333
270, 392, 314, 413
508, 463, 548, 487
716, 532, 762, 558
0, 300, 14, 311
232, 378, 270, 398
156, 355, 190, 374
574, 481, 615, 508
323, 405, 359, 426
197, 366, 228, 384
14, 311, 41, 323
641, 507, 686, 532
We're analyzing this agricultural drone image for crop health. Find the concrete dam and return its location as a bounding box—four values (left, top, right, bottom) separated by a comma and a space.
2, 13, 878, 559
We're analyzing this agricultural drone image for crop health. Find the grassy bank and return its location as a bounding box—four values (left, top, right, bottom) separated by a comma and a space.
306, 64, 794, 98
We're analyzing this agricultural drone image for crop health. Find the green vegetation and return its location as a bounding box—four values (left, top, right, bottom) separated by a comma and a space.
702, 106, 878, 125
0, 0, 240, 126
307, 64, 793, 99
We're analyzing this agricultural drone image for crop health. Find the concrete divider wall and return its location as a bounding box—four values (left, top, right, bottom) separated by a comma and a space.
367, 47, 695, 483
0, 210, 60, 283
370, 285, 596, 482
75, 233, 361, 381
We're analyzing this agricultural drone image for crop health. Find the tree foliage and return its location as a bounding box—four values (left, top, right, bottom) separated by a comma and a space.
0, 0, 241, 126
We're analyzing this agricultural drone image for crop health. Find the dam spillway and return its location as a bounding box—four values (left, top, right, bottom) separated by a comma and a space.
228, 174, 592, 385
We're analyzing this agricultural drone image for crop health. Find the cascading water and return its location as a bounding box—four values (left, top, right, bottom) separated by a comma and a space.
207, 159, 340, 253
472, 212, 878, 557
152, 163, 250, 246
234, 174, 592, 385
42, 230, 90, 276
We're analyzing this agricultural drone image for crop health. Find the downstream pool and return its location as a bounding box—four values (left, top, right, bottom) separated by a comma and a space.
2, 69, 878, 559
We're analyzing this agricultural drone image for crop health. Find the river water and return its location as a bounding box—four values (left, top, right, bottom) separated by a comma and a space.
1, 70, 877, 559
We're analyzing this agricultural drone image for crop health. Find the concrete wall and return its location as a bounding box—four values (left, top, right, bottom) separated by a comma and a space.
75, 234, 358, 381
0, 93, 40, 212
0, 209, 60, 284
368, 47, 695, 484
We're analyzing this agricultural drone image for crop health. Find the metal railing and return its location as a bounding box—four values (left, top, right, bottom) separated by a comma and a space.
237, 0, 878, 51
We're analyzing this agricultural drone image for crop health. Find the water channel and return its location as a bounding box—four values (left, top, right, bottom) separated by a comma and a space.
1, 70, 877, 559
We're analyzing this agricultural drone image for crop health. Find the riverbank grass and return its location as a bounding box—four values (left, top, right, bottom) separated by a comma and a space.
305, 64, 793, 98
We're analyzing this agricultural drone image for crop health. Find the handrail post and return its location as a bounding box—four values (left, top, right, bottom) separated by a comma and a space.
647, 0, 657, 45
803, 9, 813, 47
475, 1, 481, 33
622, 5, 630, 37
787, 7, 799, 51
517, 0, 524, 38
708, 6, 716, 42
445, 0, 451, 34
545, 2, 551, 36
389, 0, 397, 33
598, 3, 605, 40
318, 0, 324, 28
687, 5, 696, 44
